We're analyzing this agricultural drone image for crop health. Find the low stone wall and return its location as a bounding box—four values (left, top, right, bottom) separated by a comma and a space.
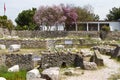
41, 52, 84, 69
0, 28, 100, 38
0, 39, 46, 48
1, 28, 120, 40
0, 54, 34, 70
16, 31, 99, 38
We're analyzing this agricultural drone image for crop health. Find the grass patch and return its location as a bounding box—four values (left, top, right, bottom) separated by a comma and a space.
0, 65, 27, 80
0, 48, 46, 54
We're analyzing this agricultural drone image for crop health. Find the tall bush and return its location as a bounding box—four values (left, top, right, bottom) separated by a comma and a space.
100, 25, 110, 40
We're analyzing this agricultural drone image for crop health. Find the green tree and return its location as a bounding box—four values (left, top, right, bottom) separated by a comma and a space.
15, 8, 37, 30
75, 6, 99, 21
0, 15, 14, 34
106, 7, 120, 21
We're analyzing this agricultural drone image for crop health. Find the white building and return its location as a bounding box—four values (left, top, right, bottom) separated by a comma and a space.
76, 21, 120, 31
39, 21, 120, 31
40, 24, 65, 31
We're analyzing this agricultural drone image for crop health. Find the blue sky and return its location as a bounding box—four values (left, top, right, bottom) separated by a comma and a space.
0, 0, 120, 24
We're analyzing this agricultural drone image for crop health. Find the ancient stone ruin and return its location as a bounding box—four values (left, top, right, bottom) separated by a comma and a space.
40, 52, 84, 69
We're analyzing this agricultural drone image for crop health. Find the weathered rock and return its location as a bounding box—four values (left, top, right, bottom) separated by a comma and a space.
26, 69, 41, 80
8, 65, 19, 72
74, 54, 84, 68
8, 44, 21, 52
92, 45, 115, 56
42, 67, 60, 80
12, 36, 19, 39
55, 45, 64, 48
83, 61, 97, 70
80, 49, 93, 57
90, 50, 104, 66
111, 45, 120, 58
39, 78, 46, 80
0, 77, 6, 80
0, 44, 6, 50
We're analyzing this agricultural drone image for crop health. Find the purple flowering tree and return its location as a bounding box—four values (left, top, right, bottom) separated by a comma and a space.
62, 5, 78, 31
34, 5, 66, 31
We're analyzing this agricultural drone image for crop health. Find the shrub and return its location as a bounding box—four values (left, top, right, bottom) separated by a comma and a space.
100, 25, 110, 40
101, 25, 110, 32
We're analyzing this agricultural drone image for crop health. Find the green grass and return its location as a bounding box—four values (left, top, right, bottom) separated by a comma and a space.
0, 48, 45, 54
0, 65, 26, 80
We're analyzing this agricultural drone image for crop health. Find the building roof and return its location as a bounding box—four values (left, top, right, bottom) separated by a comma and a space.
76, 21, 120, 23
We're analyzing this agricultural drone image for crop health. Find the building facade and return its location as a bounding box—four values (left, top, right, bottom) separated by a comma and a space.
39, 21, 120, 31
76, 21, 120, 31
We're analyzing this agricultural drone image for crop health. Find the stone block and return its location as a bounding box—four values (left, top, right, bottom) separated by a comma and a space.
0, 44, 6, 50
8, 65, 19, 72
42, 67, 60, 80
0, 77, 6, 80
83, 61, 97, 70
26, 69, 41, 80
8, 44, 21, 52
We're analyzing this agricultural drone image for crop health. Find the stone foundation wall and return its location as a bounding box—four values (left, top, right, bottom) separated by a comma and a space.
0, 39, 46, 48
41, 52, 83, 69
0, 54, 34, 70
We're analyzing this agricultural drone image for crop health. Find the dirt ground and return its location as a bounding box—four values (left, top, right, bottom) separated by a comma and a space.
61, 55, 120, 80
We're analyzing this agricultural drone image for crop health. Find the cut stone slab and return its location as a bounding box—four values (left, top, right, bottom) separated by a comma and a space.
90, 50, 104, 66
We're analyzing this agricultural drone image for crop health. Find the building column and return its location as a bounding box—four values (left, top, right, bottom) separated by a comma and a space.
98, 23, 100, 31
87, 23, 89, 31
63, 22, 65, 31
75, 22, 78, 31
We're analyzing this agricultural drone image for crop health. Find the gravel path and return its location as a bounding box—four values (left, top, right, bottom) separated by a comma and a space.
63, 55, 120, 80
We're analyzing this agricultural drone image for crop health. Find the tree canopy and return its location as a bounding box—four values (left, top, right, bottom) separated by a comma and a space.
15, 8, 37, 30
106, 7, 120, 21
75, 5, 99, 21
15, 4, 99, 30
34, 5, 67, 30
0, 15, 14, 32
